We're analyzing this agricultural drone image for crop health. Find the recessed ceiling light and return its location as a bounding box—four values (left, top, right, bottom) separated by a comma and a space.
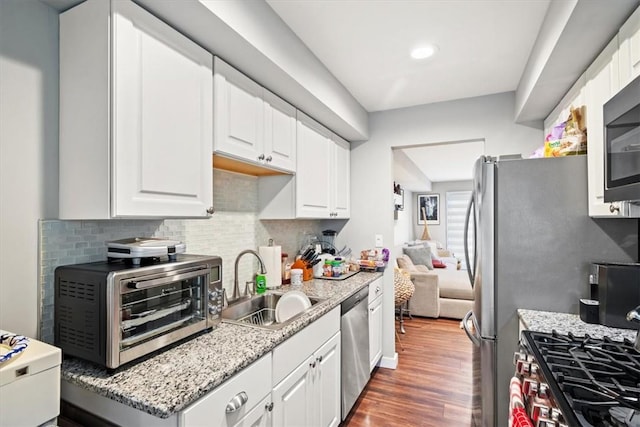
411, 45, 438, 60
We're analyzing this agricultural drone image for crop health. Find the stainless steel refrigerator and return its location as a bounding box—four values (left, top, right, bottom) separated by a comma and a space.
461, 155, 638, 427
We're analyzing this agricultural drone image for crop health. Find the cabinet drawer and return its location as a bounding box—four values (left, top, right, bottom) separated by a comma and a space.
368, 278, 383, 304
272, 306, 339, 385
181, 354, 272, 426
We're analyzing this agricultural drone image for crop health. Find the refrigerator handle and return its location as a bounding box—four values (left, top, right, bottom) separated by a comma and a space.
463, 192, 475, 288
462, 310, 481, 346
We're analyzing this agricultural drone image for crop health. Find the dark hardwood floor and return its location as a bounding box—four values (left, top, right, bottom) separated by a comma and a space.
342, 316, 473, 427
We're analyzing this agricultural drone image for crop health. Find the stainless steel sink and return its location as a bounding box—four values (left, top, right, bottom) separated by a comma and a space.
222, 292, 325, 330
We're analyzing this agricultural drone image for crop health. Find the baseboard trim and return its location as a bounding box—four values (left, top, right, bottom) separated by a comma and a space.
378, 352, 398, 369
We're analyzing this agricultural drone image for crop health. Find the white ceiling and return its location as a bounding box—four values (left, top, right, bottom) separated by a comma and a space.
266, 0, 639, 187
267, 0, 550, 113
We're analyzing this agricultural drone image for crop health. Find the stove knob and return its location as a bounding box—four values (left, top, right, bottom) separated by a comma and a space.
537, 418, 557, 427
517, 360, 531, 375
523, 378, 538, 396
532, 403, 549, 422
513, 351, 527, 365
530, 363, 539, 376
537, 383, 549, 399
550, 408, 562, 421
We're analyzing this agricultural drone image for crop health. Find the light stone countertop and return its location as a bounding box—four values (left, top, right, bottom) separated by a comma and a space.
517, 309, 637, 342
61, 271, 383, 419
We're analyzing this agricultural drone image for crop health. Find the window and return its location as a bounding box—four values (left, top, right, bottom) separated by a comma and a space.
446, 191, 474, 270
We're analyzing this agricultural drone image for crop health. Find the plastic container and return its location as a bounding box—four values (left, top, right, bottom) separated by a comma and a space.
323, 260, 333, 277
331, 260, 342, 277
255, 274, 267, 294
281, 253, 291, 285
291, 269, 303, 286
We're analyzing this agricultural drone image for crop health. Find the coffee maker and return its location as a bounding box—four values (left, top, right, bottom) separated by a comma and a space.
583, 262, 640, 329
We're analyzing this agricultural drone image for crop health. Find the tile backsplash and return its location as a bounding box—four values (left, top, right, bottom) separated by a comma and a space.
39, 169, 322, 343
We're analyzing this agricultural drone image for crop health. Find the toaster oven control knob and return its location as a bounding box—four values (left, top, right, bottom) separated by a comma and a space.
208, 305, 220, 315
209, 290, 219, 301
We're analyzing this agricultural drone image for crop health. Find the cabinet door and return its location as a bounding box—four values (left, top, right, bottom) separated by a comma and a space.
264, 90, 296, 172
368, 295, 383, 373
112, 1, 213, 218
181, 355, 272, 427
585, 37, 620, 217
272, 355, 314, 427
296, 112, 332, 218
619, 6, 640, 88
315, 332, 341, 427
230, 395, 272, 427
331, 135, 350, 218
214, 57, 264, 164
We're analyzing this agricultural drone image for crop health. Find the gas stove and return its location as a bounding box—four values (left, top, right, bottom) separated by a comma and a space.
518, 330, 640, 427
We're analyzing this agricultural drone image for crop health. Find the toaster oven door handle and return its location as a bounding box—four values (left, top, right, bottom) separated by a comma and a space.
127, 269, 207, 290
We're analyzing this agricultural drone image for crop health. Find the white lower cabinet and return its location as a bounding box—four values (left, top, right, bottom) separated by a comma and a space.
272, 306, 341, 427
181, 355, 273, 427
272, 333, 341, 427
368, 278, 383, 372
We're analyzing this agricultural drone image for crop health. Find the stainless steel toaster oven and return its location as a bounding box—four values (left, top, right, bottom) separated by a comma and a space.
54, 254, 222, 369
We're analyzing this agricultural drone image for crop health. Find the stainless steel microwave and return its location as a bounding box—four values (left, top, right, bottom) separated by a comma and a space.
603, 74, 640, 203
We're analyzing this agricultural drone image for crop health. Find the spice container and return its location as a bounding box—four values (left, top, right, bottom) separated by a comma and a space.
281, 253, 291, 285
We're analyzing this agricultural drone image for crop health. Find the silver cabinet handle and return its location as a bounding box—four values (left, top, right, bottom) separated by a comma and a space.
609, 203, 620, 213
316, 355, 323, 363
265, 402, 274, 412
265, 155, 272, 162
258, 154, 265, 161
206, 206, 215, 215
226, 391, 248, 413
310, 361, 316, 368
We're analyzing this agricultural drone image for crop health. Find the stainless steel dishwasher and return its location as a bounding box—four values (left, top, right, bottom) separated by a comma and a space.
341, 286, 370, 420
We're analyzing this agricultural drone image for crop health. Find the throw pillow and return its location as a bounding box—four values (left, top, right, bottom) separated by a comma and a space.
432, 259, 446, 268
396, 255, 416, 272
403, 246, 433, 270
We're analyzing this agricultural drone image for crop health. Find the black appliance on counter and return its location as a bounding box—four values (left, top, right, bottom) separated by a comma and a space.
55, 254, 222, 369
516, 330, 640, 427
589, 262, 640, 329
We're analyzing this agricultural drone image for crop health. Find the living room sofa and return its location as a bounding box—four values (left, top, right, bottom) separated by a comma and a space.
396, 253, 474, 320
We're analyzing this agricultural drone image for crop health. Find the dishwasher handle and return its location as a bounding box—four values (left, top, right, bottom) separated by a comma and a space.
341, 287, 369, 315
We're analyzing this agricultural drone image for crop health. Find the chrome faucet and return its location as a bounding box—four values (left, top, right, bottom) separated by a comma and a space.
231, 249, 267, 301
627, 305, 640, 351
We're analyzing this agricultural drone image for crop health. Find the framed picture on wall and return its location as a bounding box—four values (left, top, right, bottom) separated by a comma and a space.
417, 193, 440, 225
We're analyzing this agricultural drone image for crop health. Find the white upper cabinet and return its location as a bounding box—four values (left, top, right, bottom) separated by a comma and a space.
331, 134, 350, 219
59, 0, 213, 219
618, 6, 640, 88
544, 6, 640, 218
213, 58, 296, 173
296, 113, 333, 217
296, 112, 350, 219
585, 37, 620, 217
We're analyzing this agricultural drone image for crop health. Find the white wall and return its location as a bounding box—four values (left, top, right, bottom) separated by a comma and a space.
0, 0, 59, 338
345, 92, 543, 363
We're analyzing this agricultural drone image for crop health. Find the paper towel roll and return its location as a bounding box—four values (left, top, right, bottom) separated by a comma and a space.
259, 245, 282, 288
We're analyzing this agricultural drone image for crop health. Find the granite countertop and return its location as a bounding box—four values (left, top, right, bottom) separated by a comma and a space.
61, 271, 383, 419
517, 309, 637, 342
